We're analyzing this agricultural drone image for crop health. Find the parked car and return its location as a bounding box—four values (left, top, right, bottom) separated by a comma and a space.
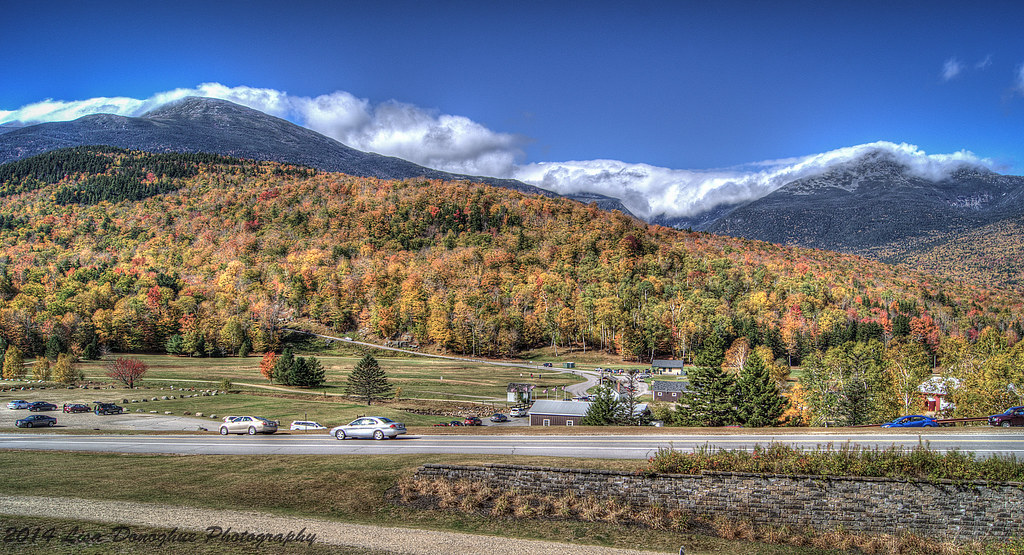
542, 362, 553, 367
6, 400, 30, 410
448, 420, 463, 426
433, 421, 451, 426
490, 413, 508, 423
509, 406, 528, 417
28, 402, 57, 412
463, 416, 482, 426
330, 416, 406, 440
989, 406, 1024, 427
219, 416, 279, 435
881, 415, 938, 428
290, 420, 326, 431
62, 403, 91, 413
16, 414, 56, 428
93, 402, 124, 415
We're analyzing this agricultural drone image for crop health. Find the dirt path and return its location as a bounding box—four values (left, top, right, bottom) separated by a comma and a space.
0, 494, 667, 554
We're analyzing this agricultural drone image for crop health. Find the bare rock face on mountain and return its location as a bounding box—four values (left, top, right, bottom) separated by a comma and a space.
0, 97, 631, 215
703, 150, 1024, 262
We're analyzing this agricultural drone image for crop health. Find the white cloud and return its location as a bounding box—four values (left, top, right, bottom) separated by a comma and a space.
942, 58, 963, 81
0, 86, 997, 222
1016, 64, 1024, 94
976, 54, 992, 70
513, 142, 994, 220
0, 83, 525, 177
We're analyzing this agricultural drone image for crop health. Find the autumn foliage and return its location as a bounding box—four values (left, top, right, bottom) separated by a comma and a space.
106, 356, 147, 388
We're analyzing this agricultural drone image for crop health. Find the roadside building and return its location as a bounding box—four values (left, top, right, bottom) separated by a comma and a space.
651, 380, 689, 402
918, 376, 960, 413
651, 359, 687, 375
529, 400, 590, 426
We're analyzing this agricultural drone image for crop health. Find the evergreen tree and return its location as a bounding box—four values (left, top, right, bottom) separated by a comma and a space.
346, 354, 392, 405
581, 386, 624, 425
290, 356, 326, 387
238, 338, 251, 358
165, 334, 184, 356
83, 337, 100, 360
45, 334, 63, 360
736, 351, 788, 427
273, 348, 297, 386
695, 332, 726, 370
676, 360, 737, 426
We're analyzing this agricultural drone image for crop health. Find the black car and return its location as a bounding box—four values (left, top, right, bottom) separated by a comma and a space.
28, 401, 57, 412
16, 414, 56, 428
94, 402, 124, 415
989, 406, 1024, 427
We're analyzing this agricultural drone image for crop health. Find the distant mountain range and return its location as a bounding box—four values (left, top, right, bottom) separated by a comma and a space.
0, 97, 630, 214
3, 96, 1023, 288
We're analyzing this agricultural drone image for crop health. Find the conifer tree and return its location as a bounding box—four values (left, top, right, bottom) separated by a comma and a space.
346, 354, 392, 405
736, 351, 788, 427
676, 359, 737, 427
290, 356, 326, 387
581, 386, 623, 425
273, 348, 296, 385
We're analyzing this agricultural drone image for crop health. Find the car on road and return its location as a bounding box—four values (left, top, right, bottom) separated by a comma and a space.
509, 406, 528, 417
490, 413, 508, 423
28, 402, 58, 412
330, 416, 406, 440
16, 414, 56, 428
881, 415, 938, 428
63, 403, 91, 413
463, 416, 482, 426
542, 362, 553, 367
219, 416, 279, 435
290, 420, 326, 430
989, 406, 1024, 427
6, 400, 29, 410
93, 402, 124, 415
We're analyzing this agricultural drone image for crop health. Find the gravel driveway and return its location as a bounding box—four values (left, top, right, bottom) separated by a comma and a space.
0, 495, 666, 555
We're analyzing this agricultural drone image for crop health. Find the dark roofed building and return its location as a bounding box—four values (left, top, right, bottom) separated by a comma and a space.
651, 380, 689, 401
529, 400, 590, 426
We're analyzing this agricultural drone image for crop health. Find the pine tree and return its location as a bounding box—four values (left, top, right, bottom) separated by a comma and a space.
45, 334, 63, 360
581, 386, 624, 425
736, 351, 788, 427
290, 356, 326, 387
676, 360, 737, 427
346, 354, 392, 405
273, 348, 296, 386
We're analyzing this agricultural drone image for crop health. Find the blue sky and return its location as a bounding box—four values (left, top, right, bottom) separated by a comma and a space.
3, 1, 1024, 217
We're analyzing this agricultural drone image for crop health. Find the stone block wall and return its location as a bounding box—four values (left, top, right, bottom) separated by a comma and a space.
415, 463, 1024, 540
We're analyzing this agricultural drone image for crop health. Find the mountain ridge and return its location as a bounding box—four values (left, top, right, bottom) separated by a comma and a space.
0, 96, 633, 215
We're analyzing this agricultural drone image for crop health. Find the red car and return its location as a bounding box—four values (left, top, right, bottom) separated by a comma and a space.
462, 416, 482, 426
63, 403, 91, 413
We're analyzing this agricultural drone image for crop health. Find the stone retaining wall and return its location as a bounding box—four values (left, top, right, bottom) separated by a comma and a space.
415, 463, 1024, 540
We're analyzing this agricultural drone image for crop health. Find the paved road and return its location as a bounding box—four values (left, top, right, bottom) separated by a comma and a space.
2, 431, 1022, 458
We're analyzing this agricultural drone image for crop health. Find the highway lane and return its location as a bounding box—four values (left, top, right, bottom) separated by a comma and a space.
1, 431, 1022, 459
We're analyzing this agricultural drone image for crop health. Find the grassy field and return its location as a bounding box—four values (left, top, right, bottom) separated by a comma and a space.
74, 353, 580, 403
0, 451, 845, 554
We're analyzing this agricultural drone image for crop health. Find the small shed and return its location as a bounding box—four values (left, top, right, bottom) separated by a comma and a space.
529, 400, 591, 426
563, 362, 575, 369
651, 380, 689, 401
918, 376, 960, 413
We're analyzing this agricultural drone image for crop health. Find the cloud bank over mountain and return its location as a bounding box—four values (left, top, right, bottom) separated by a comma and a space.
0, 84, 998, 220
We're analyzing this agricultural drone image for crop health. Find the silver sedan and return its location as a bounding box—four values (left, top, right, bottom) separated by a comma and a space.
219, 416, 279, 435
329, 416, 406, 440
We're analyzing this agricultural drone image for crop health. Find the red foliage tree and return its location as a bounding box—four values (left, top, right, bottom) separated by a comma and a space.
259, 352, 277, 383
106, 357, 148, 388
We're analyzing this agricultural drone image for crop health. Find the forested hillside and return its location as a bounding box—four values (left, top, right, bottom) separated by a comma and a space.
2, 147, 1023, 420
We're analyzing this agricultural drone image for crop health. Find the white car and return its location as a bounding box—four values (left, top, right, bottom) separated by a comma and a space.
329, 416, 406, 440
6, 400, 30, 410
509, 406, 528, 417
290, 420, 326, 431
219, 416, 279, 435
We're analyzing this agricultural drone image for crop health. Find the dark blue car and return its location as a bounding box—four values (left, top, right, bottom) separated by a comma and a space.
881, 415, 938, 428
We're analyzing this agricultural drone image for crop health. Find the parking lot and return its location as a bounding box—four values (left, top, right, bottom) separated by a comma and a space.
2, 387, 217, 431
